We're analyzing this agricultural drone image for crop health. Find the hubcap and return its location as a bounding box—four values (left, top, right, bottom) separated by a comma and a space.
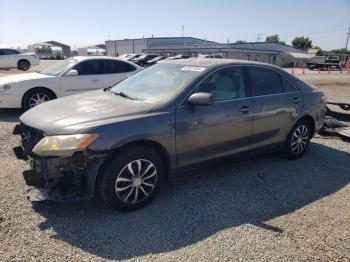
115, 159, 157, 204
291, 125, 309, 154
28, 93, 51, 108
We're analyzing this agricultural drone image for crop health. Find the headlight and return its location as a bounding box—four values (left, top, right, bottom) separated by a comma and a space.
32, 134, 99, 156
0, 84, 12, 93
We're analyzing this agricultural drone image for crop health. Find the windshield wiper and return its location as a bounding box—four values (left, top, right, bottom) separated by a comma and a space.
111, 91, 137, 100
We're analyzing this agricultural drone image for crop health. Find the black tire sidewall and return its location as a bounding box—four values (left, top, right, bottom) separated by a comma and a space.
18, 60, 30, 71
284, 120, 312, 159
99, 146, 164, 211
23, 89, 54, 111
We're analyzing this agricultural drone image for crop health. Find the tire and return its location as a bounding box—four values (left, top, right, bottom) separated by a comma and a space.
98, 145, 165, 211
283, 119, 312, 159
22, 88, 55, 110
17, 60, 31, 71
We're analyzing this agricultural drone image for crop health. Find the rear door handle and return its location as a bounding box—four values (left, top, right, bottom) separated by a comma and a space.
240, 106, 250, 113
293, 98, 302, 104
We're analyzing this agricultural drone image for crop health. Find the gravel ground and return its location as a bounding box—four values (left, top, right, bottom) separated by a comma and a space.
0, 114, 349, 261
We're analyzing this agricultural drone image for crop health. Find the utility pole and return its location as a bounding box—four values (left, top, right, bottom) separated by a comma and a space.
181, 25, 184, 37
346, 26, 350, 50
257, 34, 263, 42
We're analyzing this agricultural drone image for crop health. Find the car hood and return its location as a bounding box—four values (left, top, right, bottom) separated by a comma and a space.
0, 72, 55, 85
20, 90, 156, 135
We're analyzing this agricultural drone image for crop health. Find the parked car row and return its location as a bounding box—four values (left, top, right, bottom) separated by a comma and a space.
119, 53, 198, 67
0, 48, 39, 71
7, 57, 326, 211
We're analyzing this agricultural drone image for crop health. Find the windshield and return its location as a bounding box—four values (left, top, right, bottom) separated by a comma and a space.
40, 59, 77, 76
110, 64, 205, 102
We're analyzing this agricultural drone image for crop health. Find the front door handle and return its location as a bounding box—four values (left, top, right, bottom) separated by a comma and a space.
91, 79, 100, 82
293, 98, 302, 104
240, 106, 250, 113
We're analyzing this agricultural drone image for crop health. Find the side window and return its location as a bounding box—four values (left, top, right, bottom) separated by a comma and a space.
0, 50, 3, 55
103, 60, 136, 74
73, 60, 102, 75
2, 49, 19, 55
248, 67, 282, 96
281, 76, 297, 92
197, 67, 246, 102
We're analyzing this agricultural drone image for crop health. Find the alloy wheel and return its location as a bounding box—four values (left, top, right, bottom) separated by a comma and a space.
115, 159, 157, 204
290, 125, 309, 154
28, 93, 51, 108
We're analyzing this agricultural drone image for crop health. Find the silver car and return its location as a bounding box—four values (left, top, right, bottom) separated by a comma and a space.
13, 59, 326, 211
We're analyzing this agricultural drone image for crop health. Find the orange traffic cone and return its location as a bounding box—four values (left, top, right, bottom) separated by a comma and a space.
302, 68, 305, 74
291, 68, 295, 74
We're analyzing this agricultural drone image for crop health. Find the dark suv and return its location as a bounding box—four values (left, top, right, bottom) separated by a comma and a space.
13, 59, 326, 211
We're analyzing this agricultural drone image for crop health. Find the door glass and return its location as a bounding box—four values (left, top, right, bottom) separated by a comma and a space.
248, 67, 283, 96
281, 76, 297, 92
197, 67, 246, 102
2, 49, 19, 55
103, 60, 136, 74
73, 60, 102, 75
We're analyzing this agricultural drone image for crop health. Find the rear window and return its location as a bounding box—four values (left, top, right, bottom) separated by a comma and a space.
248, 67, 283, 96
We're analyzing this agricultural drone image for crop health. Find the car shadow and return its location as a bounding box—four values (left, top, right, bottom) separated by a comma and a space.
0, 109, 22, 122
32, 142, 350, 260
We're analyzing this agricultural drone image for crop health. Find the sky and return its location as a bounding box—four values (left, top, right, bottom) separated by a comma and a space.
0, 0, 349, 50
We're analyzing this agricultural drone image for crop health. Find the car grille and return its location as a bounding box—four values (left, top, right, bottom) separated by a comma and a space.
19, 123, 44, 155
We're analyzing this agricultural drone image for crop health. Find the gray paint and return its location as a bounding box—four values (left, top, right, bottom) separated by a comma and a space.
20, 58, 326, 177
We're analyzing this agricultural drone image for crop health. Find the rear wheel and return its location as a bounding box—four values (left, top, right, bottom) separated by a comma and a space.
22, 89, 55, 110
283, 119, 312, 159
17, 60, 30, 71
98, 145, 164, 211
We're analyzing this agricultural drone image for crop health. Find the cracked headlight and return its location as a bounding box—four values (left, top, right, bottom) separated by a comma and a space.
32, 134, 99, 156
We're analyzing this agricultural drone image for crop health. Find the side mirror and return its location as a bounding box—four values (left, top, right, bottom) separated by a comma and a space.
187, 92, 213, 107
65, 69, 78, 76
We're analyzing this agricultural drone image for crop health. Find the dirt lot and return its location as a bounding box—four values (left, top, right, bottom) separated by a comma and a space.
0, 65, 349, 261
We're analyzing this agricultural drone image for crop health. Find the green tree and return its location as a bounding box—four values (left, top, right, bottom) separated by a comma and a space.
314, 46, 324, 56
292, 36, 312, 48
265, 34, 285, 45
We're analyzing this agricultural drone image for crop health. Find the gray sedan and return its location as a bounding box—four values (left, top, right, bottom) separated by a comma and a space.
13, 58, 326, 211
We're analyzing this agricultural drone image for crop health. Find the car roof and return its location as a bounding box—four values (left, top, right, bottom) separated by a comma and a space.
158, 58, 280, 69
70, 56, 140, 64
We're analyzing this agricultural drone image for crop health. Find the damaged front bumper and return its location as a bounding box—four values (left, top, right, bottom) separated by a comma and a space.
13, 124, 107, 202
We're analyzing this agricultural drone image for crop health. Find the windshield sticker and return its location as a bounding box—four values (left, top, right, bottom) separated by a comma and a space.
181, 66, 206, 72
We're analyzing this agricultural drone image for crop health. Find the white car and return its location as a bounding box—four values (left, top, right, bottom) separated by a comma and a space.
0, 48, 39, 71
0, 56, 142, 110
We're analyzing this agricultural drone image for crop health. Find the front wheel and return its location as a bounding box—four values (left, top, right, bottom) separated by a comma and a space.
98, 145, 164, 211
283, 120, 312, 159
22, 89, 55, 110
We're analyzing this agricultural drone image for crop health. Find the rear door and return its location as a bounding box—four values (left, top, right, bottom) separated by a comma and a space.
102, 60, 137, 87
60, 59, 103, 96
246, 66, 303, 149
175, 66, 253, 167
0, 49, 19, 68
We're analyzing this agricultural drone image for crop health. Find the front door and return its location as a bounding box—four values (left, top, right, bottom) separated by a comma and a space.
175, 66, 253, 168
60, 60, 103, 96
